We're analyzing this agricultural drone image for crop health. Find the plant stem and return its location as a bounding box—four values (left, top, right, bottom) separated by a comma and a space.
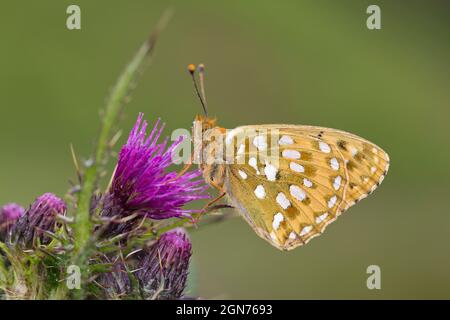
70, 10, 171, 299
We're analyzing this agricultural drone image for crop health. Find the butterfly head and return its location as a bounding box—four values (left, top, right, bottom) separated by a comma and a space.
194, 114, 218, 132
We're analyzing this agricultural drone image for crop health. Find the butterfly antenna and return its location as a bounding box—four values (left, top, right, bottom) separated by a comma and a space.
188, 63, 208, 116
197, 64, 208, 111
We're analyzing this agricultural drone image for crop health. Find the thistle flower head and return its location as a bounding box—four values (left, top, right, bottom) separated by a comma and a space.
11, 193, 66, 246
136, 228, 192, 299
111, 113, 208, 218
100, 113, 209, 236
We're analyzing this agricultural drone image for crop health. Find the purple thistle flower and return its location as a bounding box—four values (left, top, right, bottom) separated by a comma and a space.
100, 113, 209, 236
0, 203, 24, 240
136, 228, 192, 300
11, 193, 66, 247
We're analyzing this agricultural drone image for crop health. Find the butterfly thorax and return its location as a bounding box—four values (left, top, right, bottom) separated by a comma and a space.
193, 115, 227, 190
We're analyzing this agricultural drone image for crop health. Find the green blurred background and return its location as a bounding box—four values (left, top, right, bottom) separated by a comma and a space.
1, 0, 449, 299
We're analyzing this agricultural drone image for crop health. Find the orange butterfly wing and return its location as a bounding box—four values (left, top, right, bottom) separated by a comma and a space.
222, 125, 389, 250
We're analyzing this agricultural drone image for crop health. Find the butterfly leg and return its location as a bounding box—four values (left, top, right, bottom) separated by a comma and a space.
195, 195, 226, 224
202, 192, 226, 212
205, 204, 234, 212
192, 204, 235, 228
191, 192, 227, 225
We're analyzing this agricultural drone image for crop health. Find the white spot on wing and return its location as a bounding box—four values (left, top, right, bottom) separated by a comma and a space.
299, 225, 312, 236
303, 178, 313, 188
279, 135, 294, 145
315, 212, 329, 223
272, 212, 284, 230
253, 135, 267, 151
371, 166, 377, 174
289, 162, 304, 173
319, 142, 331, 153
282, 149, 301, 159
290, 185, 306, 202
276, 192, 291, 209
278, 135, 294, 145
333, 176, 342, 190
350, 146, 358, 157
249, 157, 260, 174
288, 231, 297, 239
238, 170, 247, 180
264, 161, 278, 182
330, 158, 339, 171
328, 195, 337, 208
254, 185, 266, 199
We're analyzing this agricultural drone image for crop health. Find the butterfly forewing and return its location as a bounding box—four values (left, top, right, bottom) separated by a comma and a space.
222, 125, 389, 250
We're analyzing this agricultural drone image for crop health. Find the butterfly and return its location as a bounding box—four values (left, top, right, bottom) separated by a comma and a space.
188, 64, 390, 251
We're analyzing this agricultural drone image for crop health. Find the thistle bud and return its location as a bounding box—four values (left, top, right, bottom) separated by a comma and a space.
98, 258, 131, 299
0, 203, 24, 240
136, 228, 192, 300
11, 193, 66, 247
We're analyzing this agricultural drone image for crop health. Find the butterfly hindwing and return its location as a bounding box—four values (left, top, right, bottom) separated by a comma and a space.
222, 124, 389, 250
